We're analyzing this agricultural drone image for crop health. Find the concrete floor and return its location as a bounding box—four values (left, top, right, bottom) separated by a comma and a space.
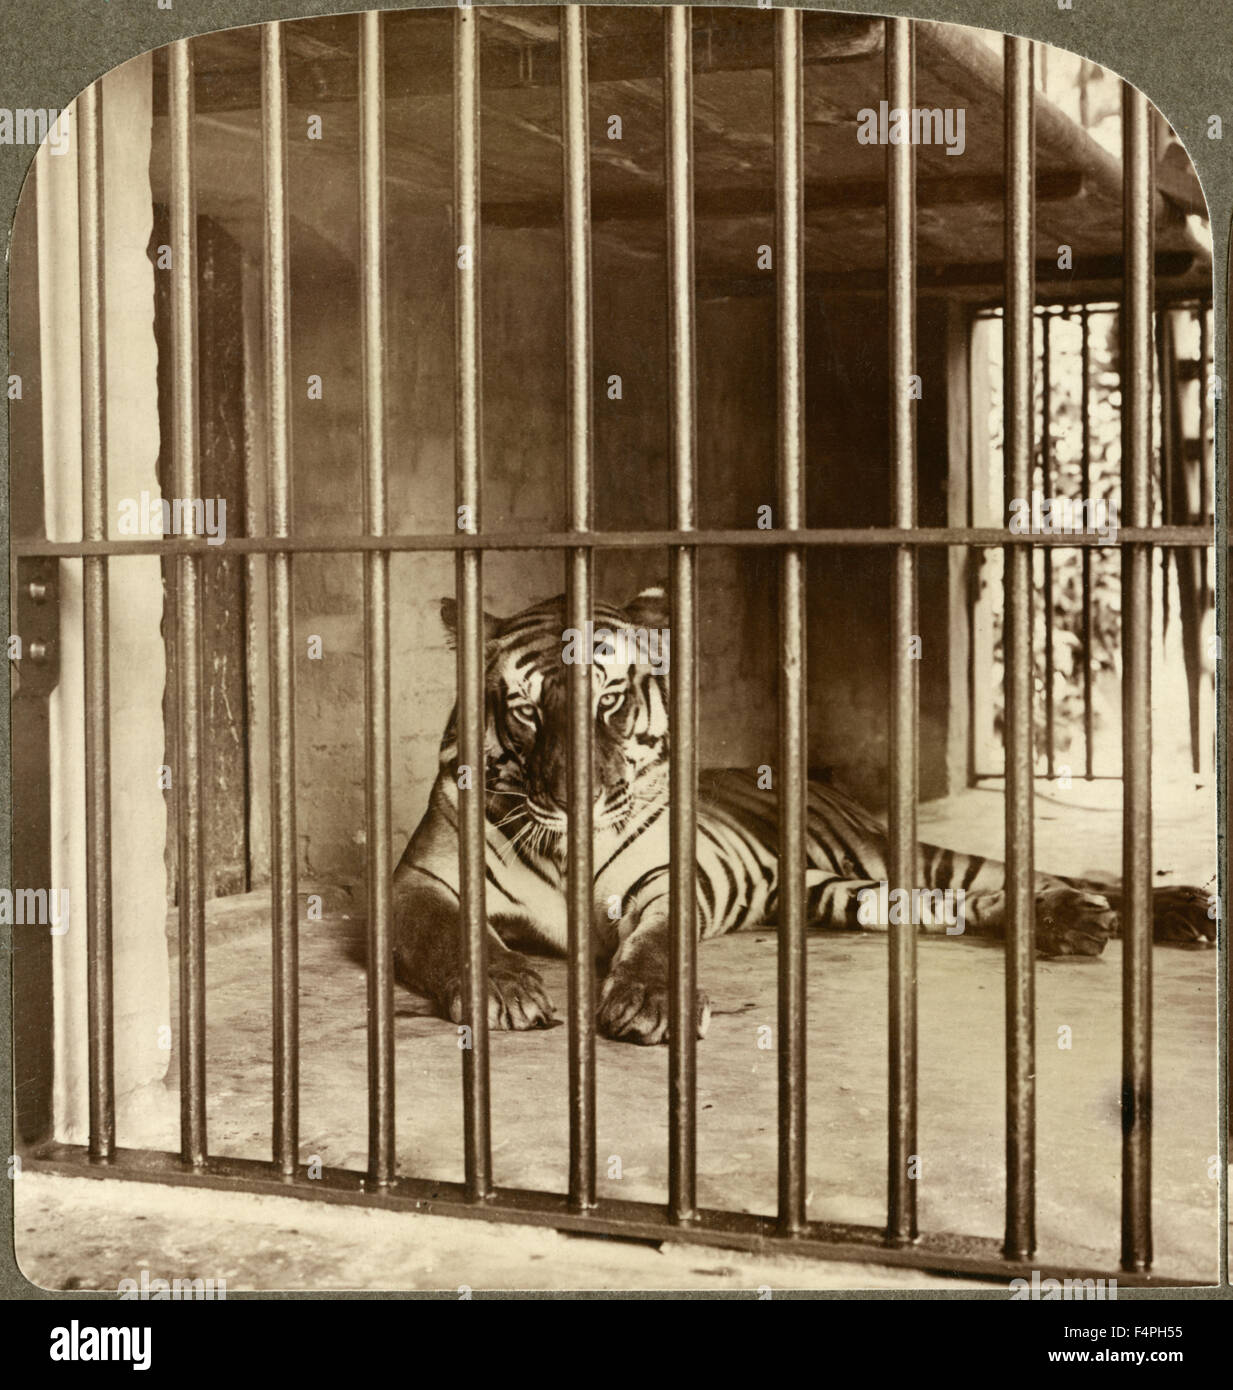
16, 1173, 983, 1294
16, 784, 1220, 1291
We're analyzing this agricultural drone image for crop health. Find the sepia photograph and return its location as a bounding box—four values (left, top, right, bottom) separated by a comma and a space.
3, 1, 1225, 1314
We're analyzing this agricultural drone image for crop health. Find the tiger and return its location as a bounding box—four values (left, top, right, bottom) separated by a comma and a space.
392, 584, 1215, 1045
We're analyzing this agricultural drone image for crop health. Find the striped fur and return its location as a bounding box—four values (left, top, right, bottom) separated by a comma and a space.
392, 586, 1214, 1044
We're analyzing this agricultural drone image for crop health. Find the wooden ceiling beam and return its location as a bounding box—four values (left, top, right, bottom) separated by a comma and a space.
154, 13, 883, 115
697, 250, 1199, 298
482, 171, 1087, 228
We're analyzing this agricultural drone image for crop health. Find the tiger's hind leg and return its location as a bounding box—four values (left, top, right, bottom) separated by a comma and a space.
914, 841, 1117, 957
956, 882, 1118, 957
1145, 885, 1217, 944
958, 882, 1217, 954
1093, 883, 1216, 947
790, 818, 1114, 958
790, 780, 1210, 956
916, 845, 1221, 955
795, 869, 1116, 958
950, 852, 1215, 950
799, 781, 1114, 955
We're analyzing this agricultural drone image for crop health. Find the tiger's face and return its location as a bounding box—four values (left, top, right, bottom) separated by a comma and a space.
440, 586, 671, 846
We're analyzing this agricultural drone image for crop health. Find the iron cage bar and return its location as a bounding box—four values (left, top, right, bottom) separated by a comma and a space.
1120, 81, 1156, 1276
665, 3, 700, 1228
885, 15, 919, 1249
359, 8, 395, 1189
1002, 34, 1038, 1263
561, 4, 598, 1215
169, 37, 209, 1170
13, 526, 1211, 560
261, 18, 301, 1182
454, 2, 494, 1208
774, 4, 809, 1240
77, 79, 116, 1165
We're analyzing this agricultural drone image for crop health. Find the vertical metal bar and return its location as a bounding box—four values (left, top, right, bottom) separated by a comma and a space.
1199, 303, 1211, 524
1226, 363, 1232, 1282
1198, 304, 1210, 616
560, 4, 596, 1213
11, 165, 54, 1150
1157, 313, 1172, 525
1081, 308, 1094, 779
261, 21, 299, 1179
77, 79, 115, 1163
885, 15, 918, 1247
1002, 34, 1037, 1262
1156, 312, 1173, 640
1042, 311, 1055, 778
665, 3, 698, 1226
169, 38, 208, 1168
360, 8, 394, 1188
1121, 82, 1155, 1274
775, 4, 808, 1238
454, 2, 493, 1204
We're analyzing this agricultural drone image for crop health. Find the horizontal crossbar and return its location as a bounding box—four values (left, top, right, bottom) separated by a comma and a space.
9, 526, 1214, 559
24, 1145, 1204, 1288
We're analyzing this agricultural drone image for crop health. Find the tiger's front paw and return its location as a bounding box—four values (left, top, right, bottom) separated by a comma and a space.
597, 970, 711, 1046
441, 956, 557, 1031
1035, 885, 1116, 958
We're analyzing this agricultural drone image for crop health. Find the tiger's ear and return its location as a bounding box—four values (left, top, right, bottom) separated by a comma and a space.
439, 598, 501, 649
623, 582, 670, 631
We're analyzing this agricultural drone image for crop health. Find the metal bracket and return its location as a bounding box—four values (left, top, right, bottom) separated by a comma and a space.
14, 556, 60, 699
